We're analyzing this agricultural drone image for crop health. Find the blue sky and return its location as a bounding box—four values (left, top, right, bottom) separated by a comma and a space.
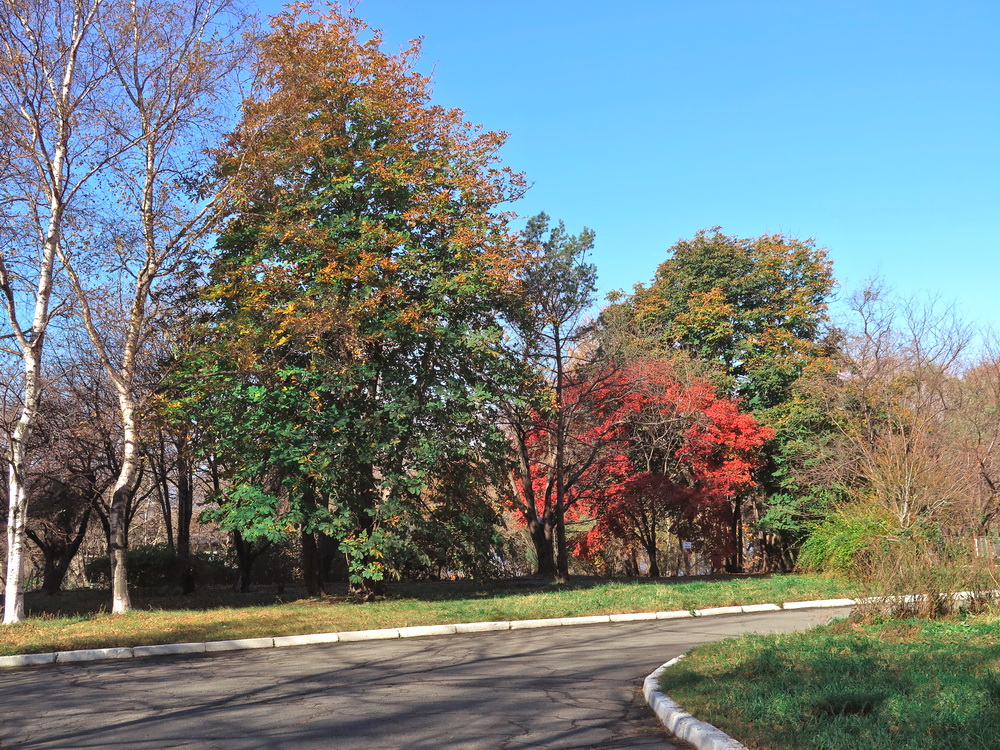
257, 1, 1000, 326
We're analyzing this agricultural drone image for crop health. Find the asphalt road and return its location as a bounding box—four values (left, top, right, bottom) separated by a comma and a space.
0, 607, 851, 749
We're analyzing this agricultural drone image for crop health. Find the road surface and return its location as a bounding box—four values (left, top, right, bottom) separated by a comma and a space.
0, 607, 850, 749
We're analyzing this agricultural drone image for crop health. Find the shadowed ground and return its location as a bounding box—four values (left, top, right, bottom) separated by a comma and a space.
0, 607, 849, 749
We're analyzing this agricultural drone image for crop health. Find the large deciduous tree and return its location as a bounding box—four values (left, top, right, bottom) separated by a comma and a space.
176, 3, 528, 596
617, 229, 836, 571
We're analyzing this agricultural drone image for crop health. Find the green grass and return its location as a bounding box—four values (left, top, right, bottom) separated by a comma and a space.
660, 611, 1000, 750
0, 573, 849, 656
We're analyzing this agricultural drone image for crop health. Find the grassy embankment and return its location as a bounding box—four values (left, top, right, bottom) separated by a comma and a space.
660, 611, 1000, 750
0, 573, 849, 656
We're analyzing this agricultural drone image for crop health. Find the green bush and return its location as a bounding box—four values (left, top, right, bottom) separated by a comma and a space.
797, 505, 893, 576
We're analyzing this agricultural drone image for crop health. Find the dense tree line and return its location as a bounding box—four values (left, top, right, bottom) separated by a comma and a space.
2, 2, 997, 623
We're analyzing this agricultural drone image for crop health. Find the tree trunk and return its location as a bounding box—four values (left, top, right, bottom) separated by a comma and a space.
529, 518, 556, 577
646, 543, 661, 578
108, 399, 141, 614
4, 321, 47, 624
301, 529, 323, 596
27, 504, 92, 595
554, 503, 570, 582
726, 497, 743, 574
317, 531, 339, 587
4, 462, 29, 623
232, 530, 270, 593
175, 433, 195, 594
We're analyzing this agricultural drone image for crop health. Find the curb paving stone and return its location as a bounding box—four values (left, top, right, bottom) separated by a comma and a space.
57, 647, 134, 664
0, 652, 56, 669
398, 624, 458, 638
558, 615, 612, 626
509, 618, 561, 629
205, 637, 275, 652
783, 597, 855, 609
337, 627, 400, 642
132, 642, 206, 658
272, 632, 340, 648
656, 609, 693, 620
644, 656, 748, 750
452, 620, 510, 633
609, 612, 659, 622
694, 605, 744, 617
0, 597, 858, 672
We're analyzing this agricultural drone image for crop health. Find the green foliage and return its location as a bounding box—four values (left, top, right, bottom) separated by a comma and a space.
608, 229, 838, 568
625, 227, 835, 409
519, 211, 597, 356
168, 6, 530, 592
797, 506, 893, 576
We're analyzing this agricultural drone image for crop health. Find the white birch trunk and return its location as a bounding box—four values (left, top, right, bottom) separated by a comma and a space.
2, 182, 65, 625
108, 394, 139, 613
1, 0, 103, 624
4, 463, 28, 624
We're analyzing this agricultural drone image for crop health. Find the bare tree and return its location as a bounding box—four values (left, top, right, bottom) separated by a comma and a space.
55, 0, 251, 613
831, 284, 976, 530
1, 0, 250, 621
0, 0, 110, 624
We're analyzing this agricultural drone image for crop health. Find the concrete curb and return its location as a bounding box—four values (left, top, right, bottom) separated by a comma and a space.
639, 592, 1000, 749
0, 596, 858, 672
644, 655, 748, 750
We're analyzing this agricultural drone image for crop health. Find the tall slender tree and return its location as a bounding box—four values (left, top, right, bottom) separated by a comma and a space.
504, 212, 599, 580
54, 0, 251, 613
0, 0, 107, 623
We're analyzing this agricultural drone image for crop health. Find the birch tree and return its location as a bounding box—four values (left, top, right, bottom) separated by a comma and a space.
56, 0, 250, 613
0, 0, 108, 624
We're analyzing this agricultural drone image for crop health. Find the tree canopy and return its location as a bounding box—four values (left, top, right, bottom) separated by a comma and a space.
174, 4, 529, 595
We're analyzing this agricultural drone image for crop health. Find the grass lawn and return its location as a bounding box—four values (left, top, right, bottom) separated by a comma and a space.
660, 611, 1000, 750
0, 572, 850, 656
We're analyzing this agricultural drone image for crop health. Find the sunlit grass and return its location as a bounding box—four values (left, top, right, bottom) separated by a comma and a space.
0, 573, 850, 656
660, 610, 1000, 750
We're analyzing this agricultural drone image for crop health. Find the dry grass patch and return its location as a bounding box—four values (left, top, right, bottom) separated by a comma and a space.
1, 573, 851, 656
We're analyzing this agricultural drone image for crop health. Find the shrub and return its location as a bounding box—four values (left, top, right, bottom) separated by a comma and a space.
797, 505, 893, 576
800, 505, 1000, 619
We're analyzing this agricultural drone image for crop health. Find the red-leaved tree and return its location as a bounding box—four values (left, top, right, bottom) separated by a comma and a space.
573, 359, 772, 576
507, 365, 628, 577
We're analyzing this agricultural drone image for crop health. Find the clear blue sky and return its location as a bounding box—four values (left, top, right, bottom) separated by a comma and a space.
256, 1, 1000, 326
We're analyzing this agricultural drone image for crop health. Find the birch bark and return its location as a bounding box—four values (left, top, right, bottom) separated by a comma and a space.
0, 0, 105, 624
55, 0, 249, 612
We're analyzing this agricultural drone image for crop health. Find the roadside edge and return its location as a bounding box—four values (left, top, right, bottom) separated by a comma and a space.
643, 654, 748, 750
0, 597, 858, 671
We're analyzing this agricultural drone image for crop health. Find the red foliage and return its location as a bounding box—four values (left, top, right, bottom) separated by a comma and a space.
519, 359, 773, 568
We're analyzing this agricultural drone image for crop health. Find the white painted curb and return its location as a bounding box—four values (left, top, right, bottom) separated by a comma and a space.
644, 655, 749, 750
0, 596, 857, 671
